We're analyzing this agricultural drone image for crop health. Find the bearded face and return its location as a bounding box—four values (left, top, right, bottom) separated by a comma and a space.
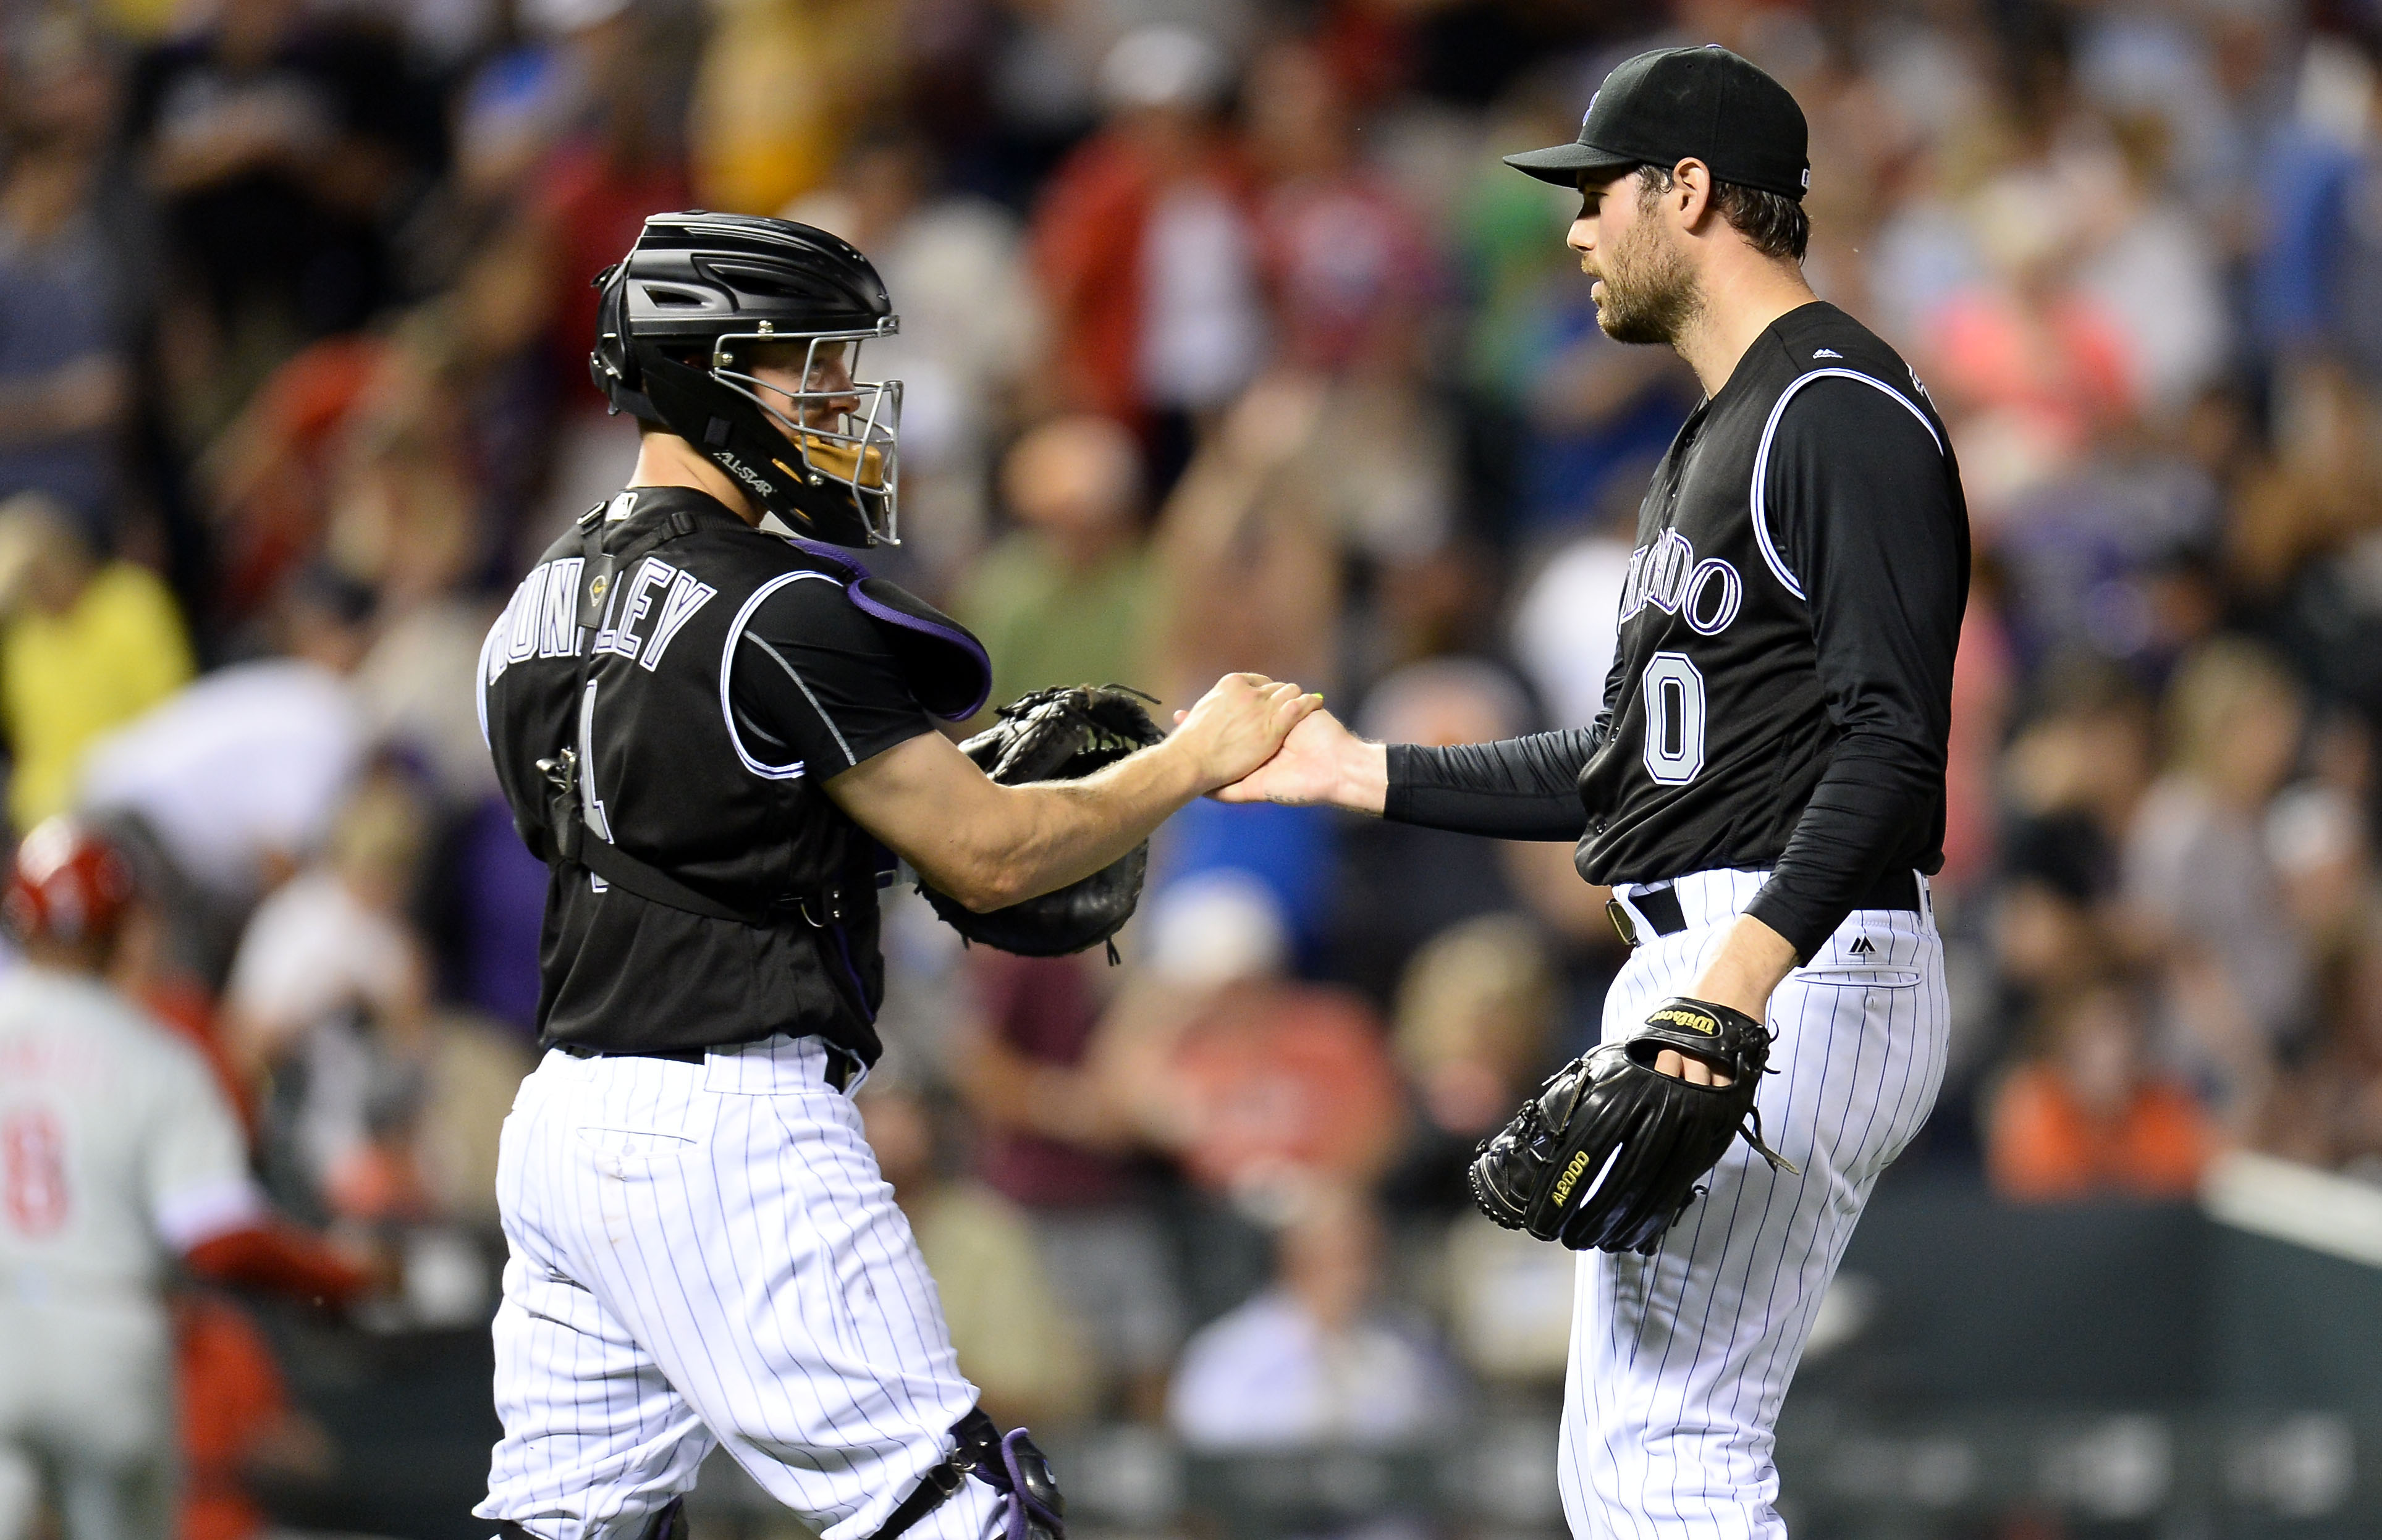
1592, 174, 1704, 347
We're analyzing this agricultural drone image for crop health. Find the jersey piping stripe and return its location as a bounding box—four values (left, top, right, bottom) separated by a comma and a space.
477, 610, 500, 748
717, 571, 840, 781
744, 634, 856, 768
1747, 368, 1945, 602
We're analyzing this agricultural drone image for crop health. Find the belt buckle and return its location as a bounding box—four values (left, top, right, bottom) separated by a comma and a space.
1606, 896, 1641, 949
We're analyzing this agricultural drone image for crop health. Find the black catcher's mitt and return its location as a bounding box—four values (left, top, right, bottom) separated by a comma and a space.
921, 686, 1165, 958
1468, 997, 1798, 1254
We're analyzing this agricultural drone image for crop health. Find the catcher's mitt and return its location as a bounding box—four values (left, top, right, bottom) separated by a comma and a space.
921, 686, 1165, 958
1468, 997, 1798, 1254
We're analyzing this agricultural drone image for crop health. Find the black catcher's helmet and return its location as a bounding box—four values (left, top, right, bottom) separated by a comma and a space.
591, 212, 903, 547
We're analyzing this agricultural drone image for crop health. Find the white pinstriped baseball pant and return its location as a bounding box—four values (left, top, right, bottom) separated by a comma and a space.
1559, 868, 1949, 1540
476, 1035, 1003, 1540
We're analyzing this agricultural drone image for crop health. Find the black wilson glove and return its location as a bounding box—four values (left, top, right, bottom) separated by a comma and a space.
919, 686, 1165, 959
1468, 996, 1798, 1254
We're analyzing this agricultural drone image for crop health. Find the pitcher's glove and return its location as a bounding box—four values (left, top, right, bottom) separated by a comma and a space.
1468, 997, 1799, 1255
920, 686, 1165, 959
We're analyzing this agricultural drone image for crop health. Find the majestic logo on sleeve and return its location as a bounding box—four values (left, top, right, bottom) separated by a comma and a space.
1618, 529, 1744, 636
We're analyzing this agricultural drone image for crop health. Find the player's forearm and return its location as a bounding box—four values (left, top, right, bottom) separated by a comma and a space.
942, 741, 1206, 912
1745, 733, 1938, 960
1686, 915, 1801, 1019
1383, 730, 1598, 839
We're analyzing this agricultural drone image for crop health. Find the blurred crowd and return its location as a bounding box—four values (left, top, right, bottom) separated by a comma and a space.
9, 0, 2382, 1525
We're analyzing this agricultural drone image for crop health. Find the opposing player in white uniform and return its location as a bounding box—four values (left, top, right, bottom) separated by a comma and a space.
0, 820, 373, 1540
1222, 48, 1963, 1539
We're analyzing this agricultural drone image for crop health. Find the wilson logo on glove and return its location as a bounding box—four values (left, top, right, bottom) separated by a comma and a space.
1647, 1005, 1720, 1035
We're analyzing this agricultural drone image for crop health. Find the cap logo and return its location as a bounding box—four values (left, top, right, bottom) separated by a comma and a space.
1801, 168, 1812, 188
1583, 90, 1599, 125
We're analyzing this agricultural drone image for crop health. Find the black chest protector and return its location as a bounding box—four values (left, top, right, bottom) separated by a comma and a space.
479, 486, 989, 1060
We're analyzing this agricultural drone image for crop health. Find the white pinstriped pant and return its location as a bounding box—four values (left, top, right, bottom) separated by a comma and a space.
476, 1035, 1003, 1540
1559, 868, 1949, 1540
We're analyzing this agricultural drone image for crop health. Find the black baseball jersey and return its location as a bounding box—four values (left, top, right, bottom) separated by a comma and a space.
478, 485, 973, 1061
1386, 302, 1969, 958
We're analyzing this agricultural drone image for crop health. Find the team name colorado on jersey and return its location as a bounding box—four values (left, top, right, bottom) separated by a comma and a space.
1616, 529, 1742, 637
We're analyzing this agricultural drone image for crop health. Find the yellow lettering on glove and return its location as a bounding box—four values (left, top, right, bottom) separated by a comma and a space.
1550, 1148, 1595, 1206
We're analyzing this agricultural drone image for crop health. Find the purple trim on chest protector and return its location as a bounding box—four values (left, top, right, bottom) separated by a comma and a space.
784, 535, 991, 722
789, 534, 870, 578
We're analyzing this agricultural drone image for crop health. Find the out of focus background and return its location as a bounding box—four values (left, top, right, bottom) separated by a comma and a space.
7, 0, 2382, 1533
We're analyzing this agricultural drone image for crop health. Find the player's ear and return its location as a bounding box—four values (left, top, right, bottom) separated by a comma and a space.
1670, 158, 1714, 230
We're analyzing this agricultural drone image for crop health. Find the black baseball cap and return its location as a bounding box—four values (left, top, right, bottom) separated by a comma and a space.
1504, 44, 1810, 202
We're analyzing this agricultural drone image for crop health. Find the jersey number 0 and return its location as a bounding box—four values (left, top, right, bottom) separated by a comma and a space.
1641, 652, 1707, 786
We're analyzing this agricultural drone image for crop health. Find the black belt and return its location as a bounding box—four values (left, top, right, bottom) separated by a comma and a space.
555, 1039, 861, 1091
1609, 867, 1920, 948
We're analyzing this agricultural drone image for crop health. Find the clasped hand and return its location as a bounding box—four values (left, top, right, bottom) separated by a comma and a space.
1168, 673, 1326, 794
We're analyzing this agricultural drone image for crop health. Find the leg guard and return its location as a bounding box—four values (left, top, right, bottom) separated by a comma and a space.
872, 1410, 1065, 1540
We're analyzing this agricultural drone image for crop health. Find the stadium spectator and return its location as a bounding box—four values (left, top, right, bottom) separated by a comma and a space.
126, 0, 437, 440
0, 12, 135, 537
1985, 976, 2218, 1201
78, 565, 372, 914
1244, 38, 1436, 379
222, 768, 433, 1221
1031, 24, 1263, 468
1104, 872, 1406, 1199
954, 414, 1155, 718
2124, 638, 2312, 1122
1381, 914, 1561, 1214
174, 1292, 334, 1540
1168, 1183, 1459, 1450
1328, 657, 1530, 1001
0, 492, 192, 833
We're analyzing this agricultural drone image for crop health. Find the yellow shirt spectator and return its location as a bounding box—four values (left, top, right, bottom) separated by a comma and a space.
2, 549, 193, 832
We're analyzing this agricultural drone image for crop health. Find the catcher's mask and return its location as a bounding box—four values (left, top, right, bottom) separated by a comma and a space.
591, 211, 902, 548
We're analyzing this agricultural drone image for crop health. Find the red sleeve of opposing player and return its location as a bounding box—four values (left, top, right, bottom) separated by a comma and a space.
184, 1224, 372, 1306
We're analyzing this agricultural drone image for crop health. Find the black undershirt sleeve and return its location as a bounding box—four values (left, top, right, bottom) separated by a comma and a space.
1742, 377, 1963, 960
1383, 597, 1628, 841
1382, 728, 1600, 841
728, 576, 935, 775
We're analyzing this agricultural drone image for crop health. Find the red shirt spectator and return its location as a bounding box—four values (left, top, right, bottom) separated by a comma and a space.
1031, 28, 1262, 424
960, 951, 1139, 1209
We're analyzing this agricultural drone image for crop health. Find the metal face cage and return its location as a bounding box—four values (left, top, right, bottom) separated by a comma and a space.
708, 316, 903, 546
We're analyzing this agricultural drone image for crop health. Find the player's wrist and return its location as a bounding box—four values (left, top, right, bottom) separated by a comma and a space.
1686, 915, 1799, 1018
1153, 733, 1222, 800
1338, 738, 1389, 816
